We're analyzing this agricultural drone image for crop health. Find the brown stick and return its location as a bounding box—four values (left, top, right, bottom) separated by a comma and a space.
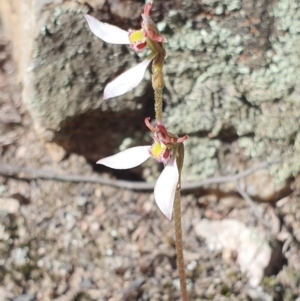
0, 158, 280, 191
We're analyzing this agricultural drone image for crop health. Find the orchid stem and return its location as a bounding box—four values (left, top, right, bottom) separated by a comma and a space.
154, 88, 163, 121
152, 51, 165, 122
150, 30, 188, 298
173, 144, 189, 301
173, 188, 189, 301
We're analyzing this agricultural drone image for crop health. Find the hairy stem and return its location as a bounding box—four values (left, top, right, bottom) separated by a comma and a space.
154, 88, 163, 121
173, 143, 189, 300
152, 51, 165, 122
173, 189, 189, 300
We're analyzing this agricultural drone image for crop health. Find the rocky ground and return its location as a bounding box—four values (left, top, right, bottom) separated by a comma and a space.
0, 24, 300, 301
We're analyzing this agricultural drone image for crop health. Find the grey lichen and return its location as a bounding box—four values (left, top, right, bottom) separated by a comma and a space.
25, 0, 300, 185
161, 0, 300, 183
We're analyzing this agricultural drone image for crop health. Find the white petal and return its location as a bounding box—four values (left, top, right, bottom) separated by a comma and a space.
103, 56, 153, 100
154, 156, 179, 220
84, 14, 130, 44
97, 146, 151, 169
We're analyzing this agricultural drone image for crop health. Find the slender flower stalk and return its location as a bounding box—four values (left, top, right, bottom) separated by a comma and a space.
174, 189, 189, 300
173, 143, 189, 301
84, 2, 189, 299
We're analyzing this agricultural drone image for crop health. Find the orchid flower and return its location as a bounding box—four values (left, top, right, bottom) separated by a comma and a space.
97, 118, 188, 220
84, 2, 166, 100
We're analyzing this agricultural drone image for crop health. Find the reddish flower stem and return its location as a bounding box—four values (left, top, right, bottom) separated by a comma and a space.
173, 189, 189, 301
173, 143, 189, 300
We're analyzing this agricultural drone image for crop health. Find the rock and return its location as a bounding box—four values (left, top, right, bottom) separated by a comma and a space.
13, 294, 35, 301
75, 196, 87, 207
0, 197, 20, 214
239, 169, 291, 202
0, 287, 13, 300
65, 213, 76, 231
0, 104, 22, 124
11, 247, 29, 266
195, 218, 275, 287
0, 0, 299, 185
45, 142, 66, 163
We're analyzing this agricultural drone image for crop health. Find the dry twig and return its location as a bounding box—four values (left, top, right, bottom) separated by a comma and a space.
0, 158, 281, 191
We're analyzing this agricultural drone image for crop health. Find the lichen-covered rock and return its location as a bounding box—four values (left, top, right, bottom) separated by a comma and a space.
162, 0, 300, 184
0, 0, 299, 191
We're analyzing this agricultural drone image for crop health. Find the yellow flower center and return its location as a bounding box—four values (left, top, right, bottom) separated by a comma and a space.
129, 30, 146, 44
151, 142, 167, 161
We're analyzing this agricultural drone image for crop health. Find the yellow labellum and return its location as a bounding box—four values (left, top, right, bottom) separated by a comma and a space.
151, 142, 166, 160
129, 30, 145, 44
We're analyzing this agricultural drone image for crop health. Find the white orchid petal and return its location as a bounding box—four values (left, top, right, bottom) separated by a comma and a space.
103, 56, 153, 100
154, 156, 179, 220
84, 14, 130, 44
97, 146, 151, 169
